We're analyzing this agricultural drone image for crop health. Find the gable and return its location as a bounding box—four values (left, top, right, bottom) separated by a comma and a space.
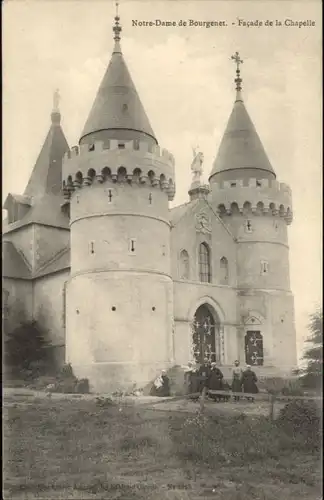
2, 241, 32, 279
3, 193, 32, 225
171, 198, 236, 244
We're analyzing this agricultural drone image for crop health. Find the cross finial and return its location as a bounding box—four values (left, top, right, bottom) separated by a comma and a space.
113, 1, 122, 42
231, 51, 243, 93
53, 88, 60, 113
231, 51, 243, 72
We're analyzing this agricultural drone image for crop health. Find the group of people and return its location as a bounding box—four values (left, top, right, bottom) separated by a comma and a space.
149, 360, 259, 402
185, 359, 259, 402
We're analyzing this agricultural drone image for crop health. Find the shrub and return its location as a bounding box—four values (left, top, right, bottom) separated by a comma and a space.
281, 378, 304, 396
299, 309, 323, 390
60, 363, 75, 379
262, 377, 304, 396
45, 364, 90, 394
277, 399, 321, 448
263, 377, 286, 395
4, 320, 55, 381
75, 378, 90, 394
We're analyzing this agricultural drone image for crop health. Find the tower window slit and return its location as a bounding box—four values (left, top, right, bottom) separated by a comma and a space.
245, 219, 253, 232
129, 238, 136, 254
261, 261, 269, 274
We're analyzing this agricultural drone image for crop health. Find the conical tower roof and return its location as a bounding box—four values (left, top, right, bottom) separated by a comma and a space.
24, 91, 70, 197
79, 13, 157, 146
209, 53, 276, 183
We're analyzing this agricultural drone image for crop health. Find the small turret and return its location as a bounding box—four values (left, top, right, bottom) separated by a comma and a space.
209, 52, 276, 184
79, 7, 157, 148
210, 53, 293, 225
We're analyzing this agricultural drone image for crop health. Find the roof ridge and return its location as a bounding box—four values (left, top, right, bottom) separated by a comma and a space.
14, 244, 32, 272
34, 246, 69, 276
170, 199, 199, 228
201, 198, 237, 242
2, 241, 32, 280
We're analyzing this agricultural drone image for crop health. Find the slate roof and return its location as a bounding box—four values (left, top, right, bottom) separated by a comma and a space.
2, 241, 70, 281
2, 241, 32, 279
3, 108, 70, 234
209, 95, 276, 181
34, 247, 70, 279
24, 112, 70, 197
170, 200, 199, 226
3, 194, 70, 234
3, 194, 31, 209
79, 38, 157, 145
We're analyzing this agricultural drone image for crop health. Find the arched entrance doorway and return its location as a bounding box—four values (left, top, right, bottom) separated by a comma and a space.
191, 304, 220, 364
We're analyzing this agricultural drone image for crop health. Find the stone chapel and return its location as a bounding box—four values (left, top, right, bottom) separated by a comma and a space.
3, 13, 297, 391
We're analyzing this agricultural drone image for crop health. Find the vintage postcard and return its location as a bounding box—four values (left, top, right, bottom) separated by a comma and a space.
3, 1, 322, 499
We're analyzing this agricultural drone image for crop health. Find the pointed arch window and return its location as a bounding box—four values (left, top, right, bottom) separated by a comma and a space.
179, 250, 190, 280
199, 243, 211, 283
220, 257, 229, 284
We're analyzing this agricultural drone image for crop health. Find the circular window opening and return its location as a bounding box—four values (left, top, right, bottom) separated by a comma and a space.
112, 306, 116, 311
152, 307, 156, 311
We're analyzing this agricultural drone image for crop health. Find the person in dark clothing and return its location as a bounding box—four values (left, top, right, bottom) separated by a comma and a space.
197, 358, 211, 394
241, 365, 258, 402
150, 370, 170, 397
208, 362, 224, 402
222, 381, 231, 402
231, 360, 243, 401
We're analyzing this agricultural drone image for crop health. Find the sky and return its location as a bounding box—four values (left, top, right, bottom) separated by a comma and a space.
3, 0, 322, 363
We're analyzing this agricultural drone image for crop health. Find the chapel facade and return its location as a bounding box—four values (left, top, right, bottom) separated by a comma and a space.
3, 14, 297, 391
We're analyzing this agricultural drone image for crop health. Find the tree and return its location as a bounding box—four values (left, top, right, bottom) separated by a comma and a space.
4, 320, 55, 380
300, 309, 322, 389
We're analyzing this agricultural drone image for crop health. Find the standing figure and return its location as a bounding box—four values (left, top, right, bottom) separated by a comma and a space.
184, 362, 199, 395
208, 362, 224, 402
241, 365, 258, 402
231, 360, 243, 401
197, 358, 211, 394
191, 147, 204, 183
150, 370, 170, 397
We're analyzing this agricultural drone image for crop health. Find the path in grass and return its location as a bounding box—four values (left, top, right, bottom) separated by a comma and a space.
3, 394, 321, 500
3, 387, 286, 418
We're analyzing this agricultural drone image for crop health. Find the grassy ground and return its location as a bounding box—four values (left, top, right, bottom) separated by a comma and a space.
3, 395, 322, 500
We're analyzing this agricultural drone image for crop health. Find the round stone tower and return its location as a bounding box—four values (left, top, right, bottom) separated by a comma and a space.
62, 14, 176, 392
209, 53, 297, 375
